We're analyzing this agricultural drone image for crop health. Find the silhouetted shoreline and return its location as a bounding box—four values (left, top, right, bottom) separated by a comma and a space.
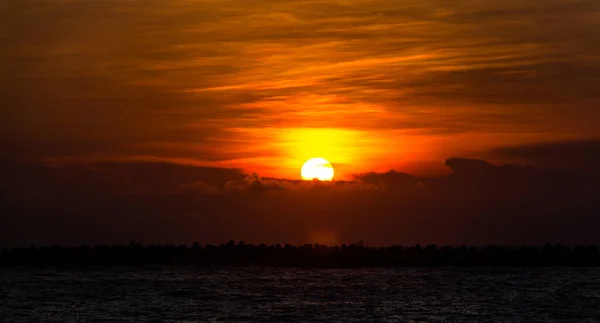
2, 241, 600, 267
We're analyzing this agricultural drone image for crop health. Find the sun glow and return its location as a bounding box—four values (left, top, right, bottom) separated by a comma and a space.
301, 157, 334, 181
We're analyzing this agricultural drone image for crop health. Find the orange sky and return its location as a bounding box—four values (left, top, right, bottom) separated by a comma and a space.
2, 0, 600, 180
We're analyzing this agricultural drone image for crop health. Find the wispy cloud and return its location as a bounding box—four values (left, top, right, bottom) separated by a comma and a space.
2, 0, 600, 177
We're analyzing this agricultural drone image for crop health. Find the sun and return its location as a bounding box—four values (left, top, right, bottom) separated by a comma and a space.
301, 157, 334, 181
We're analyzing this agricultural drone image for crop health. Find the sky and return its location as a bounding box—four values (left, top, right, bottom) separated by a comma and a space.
1, 0, 600, 246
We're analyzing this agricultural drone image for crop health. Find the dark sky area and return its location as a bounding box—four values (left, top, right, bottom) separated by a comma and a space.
1, 0, 599, 247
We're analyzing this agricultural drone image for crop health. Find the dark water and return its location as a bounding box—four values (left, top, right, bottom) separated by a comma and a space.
1, 267, 600, 322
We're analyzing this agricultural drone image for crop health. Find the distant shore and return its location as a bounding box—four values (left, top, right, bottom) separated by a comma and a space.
2, 241, 600, 267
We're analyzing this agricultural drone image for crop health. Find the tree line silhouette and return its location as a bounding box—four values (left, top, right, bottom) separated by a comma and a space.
2, 241, 600, 267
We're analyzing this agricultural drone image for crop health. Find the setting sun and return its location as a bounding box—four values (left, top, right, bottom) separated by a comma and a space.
301, 158, 334, 181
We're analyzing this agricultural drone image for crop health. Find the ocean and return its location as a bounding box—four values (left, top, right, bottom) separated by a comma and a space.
1, 267, 599, 322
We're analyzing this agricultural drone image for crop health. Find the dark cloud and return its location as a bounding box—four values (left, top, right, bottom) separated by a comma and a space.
223, 173, 290, 194
2, 158, 600, 247
180, 181, 219, 195
441, 156, 594, 188
493, 140, 600, 167
445, 158, 497, 176
94, 161, 246, 190
0, 161, 246, 202
353, 170, 418, 190
223, 173, 376, 195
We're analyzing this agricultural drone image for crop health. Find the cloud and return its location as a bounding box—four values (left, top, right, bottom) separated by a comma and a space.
0, 160, 247, 202
493, 140, 600, 167
2, 158, 600, 247
180, 181, 219, 195
445, 158, 497, 176
3, 0, 600, 173
222, 173, 377, 195
353, 170, 418, 190
224, 173, 291, 194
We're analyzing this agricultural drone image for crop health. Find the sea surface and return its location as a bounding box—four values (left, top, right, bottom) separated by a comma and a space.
1, 267, 600, 322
